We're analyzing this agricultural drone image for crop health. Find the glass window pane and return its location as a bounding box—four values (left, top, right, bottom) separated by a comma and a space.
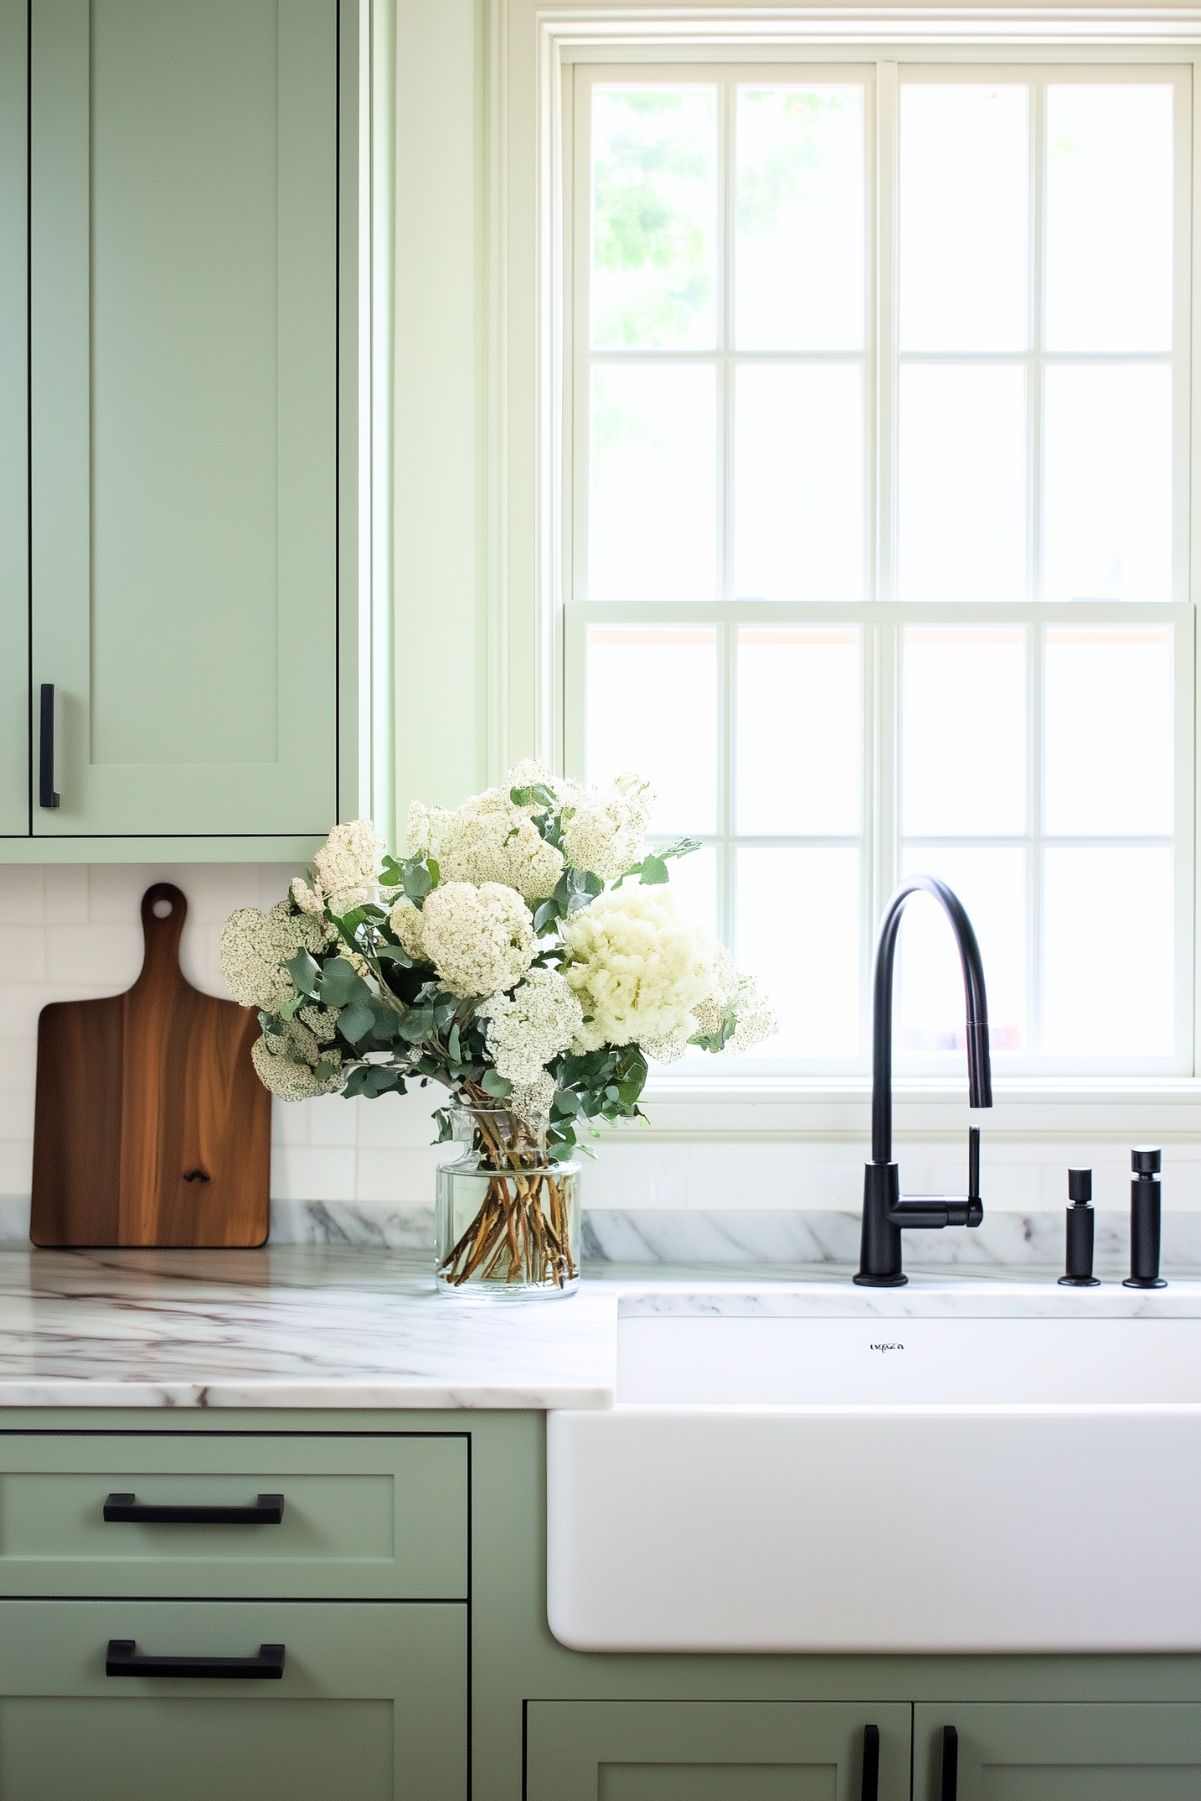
902, 627, 1026, 836
898, 365, 1027, 602
736, 627, 860, 834
590, 86, 718, 351
735, 85, 865, 350
1046, 83, 1175, 352
735, 848, 860, 1057
733, 364, 865, 601
586, 625, 717, 834
899, 849, 1027, 1056
899, 83, 1028, 352
1043, 848, 1174, 1057
1044, 626, 1174, 836
661, 843, 719, 944
1043, 365, 1173, 603
589, 365, 717, 600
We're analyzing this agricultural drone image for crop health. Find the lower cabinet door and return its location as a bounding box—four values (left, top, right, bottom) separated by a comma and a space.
915, 1703, 1201, 1799
525, 1700, 911, 1800
0, 1600, 465, 1801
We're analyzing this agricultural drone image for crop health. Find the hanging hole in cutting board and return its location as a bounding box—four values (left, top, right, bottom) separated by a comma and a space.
152, 897, 173, 918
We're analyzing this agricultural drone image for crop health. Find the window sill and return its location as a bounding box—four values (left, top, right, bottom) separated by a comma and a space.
639, 1074, 1201, 1142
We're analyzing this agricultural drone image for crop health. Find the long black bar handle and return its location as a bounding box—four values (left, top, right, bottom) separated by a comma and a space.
103, 1492, 284, 1526
860, 1723, 880, 1801
106, 1640, 285, 1681
38, 683, 60, 809
940, 1726, 959, 1801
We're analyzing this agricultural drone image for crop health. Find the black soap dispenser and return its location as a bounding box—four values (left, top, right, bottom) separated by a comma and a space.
1058, 1167, 1100, 1287
1123, 1146, 1167, 1290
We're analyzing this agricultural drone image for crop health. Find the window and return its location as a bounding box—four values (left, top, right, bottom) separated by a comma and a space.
563, 57, 1193, 1078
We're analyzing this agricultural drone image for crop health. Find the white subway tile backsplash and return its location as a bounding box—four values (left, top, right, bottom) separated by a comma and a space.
0, 931, 47, 984
271, 1145, 356, 1203
44, 924, 142, 988
40, 867, 89, 925
0, 869, 45, 925
0, 1088, 34, 1144
0, 1141, 33, 1195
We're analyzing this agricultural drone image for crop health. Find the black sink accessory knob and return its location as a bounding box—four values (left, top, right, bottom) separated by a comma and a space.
1058, 1167, 1100, 1287
1124, 1145, 1167, 1289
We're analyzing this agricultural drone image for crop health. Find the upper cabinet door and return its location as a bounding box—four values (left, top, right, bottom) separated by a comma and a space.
0, 0, 28, 838
29, 0, 339, 839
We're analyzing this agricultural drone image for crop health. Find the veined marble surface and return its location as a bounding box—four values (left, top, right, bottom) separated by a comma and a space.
0, 1245, 1200, 1410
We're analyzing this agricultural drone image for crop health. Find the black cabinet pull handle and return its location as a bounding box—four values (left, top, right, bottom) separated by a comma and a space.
103, 1492, 284, 1526
941, 1725, 959, 1801
38, 683, 60, 809
860, 1723, 880, 1801
106, 1639, 285, 1681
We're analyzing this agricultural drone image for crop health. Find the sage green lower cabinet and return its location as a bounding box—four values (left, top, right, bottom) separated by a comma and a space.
525, 1701, 911, 1801
914, 1703, 1201, 1800
0, 1600, 465, 1801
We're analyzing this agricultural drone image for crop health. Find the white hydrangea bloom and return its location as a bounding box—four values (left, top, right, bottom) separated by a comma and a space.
560, 772, 653, 880
479, 967, 584, 1085
251, 1031, 343, 1101
220, 903, 325, 1013
419, 881, 537, 998
509, 1069, 557, 1128
387, 895, 426, 960
297, 1003, 339, 1041
404, 775, 564, 903
561, 887, 712, 1053
312, 819, 387, 913
290, 876, 325, 917
727, 971, 777, 1053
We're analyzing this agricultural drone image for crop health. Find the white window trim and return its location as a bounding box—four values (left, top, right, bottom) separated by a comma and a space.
489, 0, 1201, 1142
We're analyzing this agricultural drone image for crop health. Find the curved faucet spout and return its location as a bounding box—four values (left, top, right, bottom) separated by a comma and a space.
871, 875, 993, 1166
856, 877, 993, 1287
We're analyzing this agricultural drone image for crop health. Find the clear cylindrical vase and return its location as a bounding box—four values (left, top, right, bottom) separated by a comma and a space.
435, 1107, 580, 1299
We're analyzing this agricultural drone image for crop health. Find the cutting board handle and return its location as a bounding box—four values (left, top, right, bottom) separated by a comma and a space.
134, 882, 188, 987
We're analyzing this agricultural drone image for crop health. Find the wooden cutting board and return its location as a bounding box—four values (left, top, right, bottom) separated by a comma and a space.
30, 882, 270, 1247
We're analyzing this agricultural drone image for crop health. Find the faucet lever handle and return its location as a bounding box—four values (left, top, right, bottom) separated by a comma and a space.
968, 1126, 981, 1202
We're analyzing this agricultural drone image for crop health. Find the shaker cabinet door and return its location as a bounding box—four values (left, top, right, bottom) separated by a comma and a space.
526, 1700, 911, 1801
0, 1600, 466, 1801
0, 0, 27, 838
914, 1704, 1201, 1800
28, 0, 339, 840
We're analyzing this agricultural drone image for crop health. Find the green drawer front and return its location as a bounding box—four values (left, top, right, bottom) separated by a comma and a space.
0, 1599, 465, 1801
0, 1435, 467, 1599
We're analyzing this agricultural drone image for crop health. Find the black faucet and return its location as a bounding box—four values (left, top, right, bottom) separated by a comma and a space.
854, 876, 994, 1287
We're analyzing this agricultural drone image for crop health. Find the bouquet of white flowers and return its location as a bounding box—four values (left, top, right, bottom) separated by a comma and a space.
222, 765, 774, 1294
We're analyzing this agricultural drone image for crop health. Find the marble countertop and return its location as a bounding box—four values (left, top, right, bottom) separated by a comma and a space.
1, 1245, 1200, 1410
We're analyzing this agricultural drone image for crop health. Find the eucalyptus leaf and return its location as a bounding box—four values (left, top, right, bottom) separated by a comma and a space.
338, 1000, 375, 1045
286, 947, 321, 997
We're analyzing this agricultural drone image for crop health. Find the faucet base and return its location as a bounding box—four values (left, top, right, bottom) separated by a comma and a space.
852, 1270, 908, 1288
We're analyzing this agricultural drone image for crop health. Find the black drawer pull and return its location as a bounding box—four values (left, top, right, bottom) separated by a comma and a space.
861, 1723, 880, 1801
103, 1492, 284, 1526
39, 683, 60, 809
941, 1725, 959, 1801
106, 1640, 285, 1681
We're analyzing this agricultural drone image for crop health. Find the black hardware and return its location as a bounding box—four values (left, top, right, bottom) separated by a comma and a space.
860, 1723, 880, 1801
855, 878, 993, 1286
103, 1492, 284, 1525
105, 1639, 285, 1680
38, 683, 60, 809
1124, 1145, 1167, 1289
940, 1726, 959, 1801
1059, 1166, 1100, 1287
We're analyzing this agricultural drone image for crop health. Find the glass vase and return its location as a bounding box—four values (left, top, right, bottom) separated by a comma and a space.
435, 1107, 580, 1299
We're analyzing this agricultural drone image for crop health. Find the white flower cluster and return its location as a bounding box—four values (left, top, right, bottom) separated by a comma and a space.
405, 777, 563, 905
561, 887, 712, 1053
418, 881, 537, 998
559, 772, 653, 881
251, 1021, 343, 1101
309, 818, 388, 914
479, 968, 584, 1085
644, 945, 778, 1063
509, 1070, 557, 1128
220, 903, 326, 1014
387, 895, 425, 959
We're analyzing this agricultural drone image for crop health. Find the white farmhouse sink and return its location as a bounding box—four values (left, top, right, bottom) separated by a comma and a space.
547, 1288, 1201, 1654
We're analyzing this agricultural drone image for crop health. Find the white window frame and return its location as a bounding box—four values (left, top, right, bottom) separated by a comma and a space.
489, 2, 1201, 1142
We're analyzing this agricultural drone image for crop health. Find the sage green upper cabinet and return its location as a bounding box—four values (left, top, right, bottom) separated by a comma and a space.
0, 0, 28, 836
17, 0, 375, 856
